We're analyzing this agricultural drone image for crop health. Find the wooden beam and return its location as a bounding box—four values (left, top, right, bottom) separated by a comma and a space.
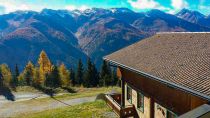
150, 98, 154, 118
121, 77, 125, 108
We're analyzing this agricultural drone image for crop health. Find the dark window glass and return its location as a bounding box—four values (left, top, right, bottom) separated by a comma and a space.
127, 85, 132, 103
137, 92, 144, 112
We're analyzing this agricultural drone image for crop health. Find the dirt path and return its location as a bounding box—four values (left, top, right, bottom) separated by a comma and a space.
0, 92, 70, 103
0, 92, 46, 103
0, 96, 96, 117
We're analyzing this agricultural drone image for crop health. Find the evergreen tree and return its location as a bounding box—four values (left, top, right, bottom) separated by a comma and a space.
50, 66, 61, 87
111, 69, 118, 86
15, 64, 19, 80
75, 59, 84, 86
91, 63, 99, 87
12, 64, 19, 87
38, 50, 52, 85
45, 66, 61, 88
83, 58, 92, 87
69, 68, 75, 86
99, 60, 111, 86
23, 61, 34, 86
44, 73, 51, 87
59, 63, 70, 87
83, 58, 99, 87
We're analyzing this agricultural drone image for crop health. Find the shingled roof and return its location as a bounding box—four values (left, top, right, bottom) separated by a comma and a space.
104, 32, 210, 100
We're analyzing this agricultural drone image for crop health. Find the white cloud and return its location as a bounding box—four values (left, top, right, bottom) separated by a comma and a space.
0, 0, 90, 14
0, 0, 32, 14
171, 0, 188, 10
127, 0, 189, 15
164, 0, 188, 14
65, 5, 89, 11
79, 5, 89, 11
65, 5, 76, 11
127, 0, 169, 10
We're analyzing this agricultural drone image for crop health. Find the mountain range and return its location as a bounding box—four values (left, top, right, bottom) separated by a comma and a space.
0, 8, 210, 70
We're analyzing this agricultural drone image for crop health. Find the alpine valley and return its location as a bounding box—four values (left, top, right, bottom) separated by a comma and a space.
0, 8, 210, 70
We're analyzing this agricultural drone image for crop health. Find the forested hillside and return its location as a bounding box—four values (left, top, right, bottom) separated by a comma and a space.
0, 8, 210, 70
0, 51, 118, 92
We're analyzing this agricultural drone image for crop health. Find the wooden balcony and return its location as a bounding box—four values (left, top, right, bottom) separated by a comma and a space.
105, 93, 139, 118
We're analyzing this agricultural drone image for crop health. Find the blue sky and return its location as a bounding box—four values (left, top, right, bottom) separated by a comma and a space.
0, 0, 209, 15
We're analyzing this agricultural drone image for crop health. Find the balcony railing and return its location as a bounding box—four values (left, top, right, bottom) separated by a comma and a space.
105, 93, 139, 118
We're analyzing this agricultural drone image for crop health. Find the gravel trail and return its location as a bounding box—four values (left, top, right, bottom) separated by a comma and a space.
0, 93, 96, 118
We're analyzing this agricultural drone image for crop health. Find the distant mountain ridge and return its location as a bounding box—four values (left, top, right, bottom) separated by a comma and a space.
0, 8, 210, 70
176, 9, 205, 23
176, 8, 210, 28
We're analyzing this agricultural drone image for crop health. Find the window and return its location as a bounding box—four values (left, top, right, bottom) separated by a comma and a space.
137, 92, 144, 112
127, 85, 132, 103
167, 110, 177, 118
155, 103, 177, 118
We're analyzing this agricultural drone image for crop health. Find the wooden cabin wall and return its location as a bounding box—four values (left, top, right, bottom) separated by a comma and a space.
117, 67, 208, 115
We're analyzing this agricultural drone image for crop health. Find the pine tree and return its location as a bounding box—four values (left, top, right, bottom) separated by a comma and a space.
23, 61, 34, 86
44, 73, 51, 87
50, 66, 60, 87
45, 66, 61, 88
12, 64, 19, 87
38, 50, 52, 85
111, 69, 118, 86
75, 59, 84, 86
99, 60, 111, 86
83, 58, 92, 87
70, 68, 75, 86
59, 63, 70, 87
15, 64, 19, 80
91, 63, 99, 87
83, 58, 99, 87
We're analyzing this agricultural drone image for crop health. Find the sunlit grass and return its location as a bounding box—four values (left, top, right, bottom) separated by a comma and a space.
53, 87, 121, 100
11, 87, 120, 105
14, 100, 117, 118
13, 86, 40, 93
10, 87, 120, 117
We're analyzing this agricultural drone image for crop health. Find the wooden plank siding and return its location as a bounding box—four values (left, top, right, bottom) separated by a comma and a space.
118, 67, 208, 116
124, 83, 151, 118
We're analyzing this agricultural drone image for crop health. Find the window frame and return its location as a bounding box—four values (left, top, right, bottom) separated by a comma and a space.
155, 103, 177, 118
127, 85, 132, 104
137, 92, 144, 113
166, 110, 177, 118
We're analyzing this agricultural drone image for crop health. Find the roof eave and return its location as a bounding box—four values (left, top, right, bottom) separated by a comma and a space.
103, 57, 210, 101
